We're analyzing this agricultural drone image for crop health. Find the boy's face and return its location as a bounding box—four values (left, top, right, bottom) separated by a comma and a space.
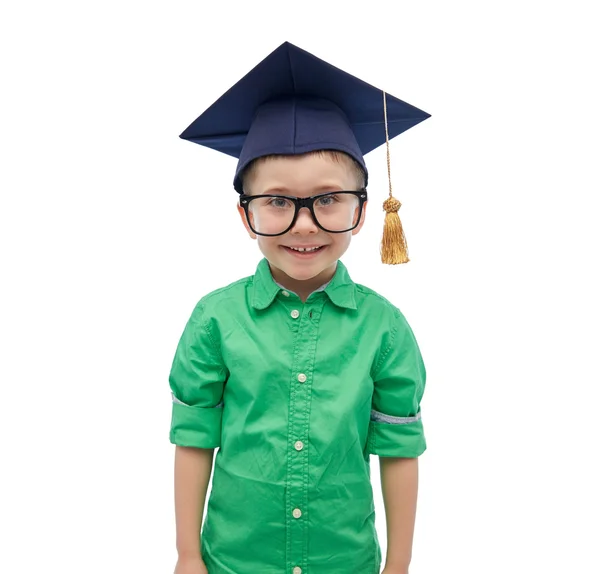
237, 152, 367, 286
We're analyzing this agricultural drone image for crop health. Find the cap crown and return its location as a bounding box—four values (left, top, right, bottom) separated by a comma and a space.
180, 42, 430, 192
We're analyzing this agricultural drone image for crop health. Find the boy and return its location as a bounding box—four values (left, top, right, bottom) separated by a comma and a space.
169, 42, 429, 574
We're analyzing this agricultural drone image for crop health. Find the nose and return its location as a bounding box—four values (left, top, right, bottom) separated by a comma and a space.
290, 206, 318, 234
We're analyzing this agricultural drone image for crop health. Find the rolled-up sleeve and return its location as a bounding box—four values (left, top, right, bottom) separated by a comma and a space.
366, 308, 427, 458
168, 303, 227, 449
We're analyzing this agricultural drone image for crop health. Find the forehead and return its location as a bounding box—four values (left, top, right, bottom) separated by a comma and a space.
245, 152, 358, 195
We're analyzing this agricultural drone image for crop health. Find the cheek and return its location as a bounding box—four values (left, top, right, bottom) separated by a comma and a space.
256, 236, 280, 252
330, 232, 352, 251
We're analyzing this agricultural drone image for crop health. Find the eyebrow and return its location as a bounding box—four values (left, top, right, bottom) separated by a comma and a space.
261, 184, 345, 196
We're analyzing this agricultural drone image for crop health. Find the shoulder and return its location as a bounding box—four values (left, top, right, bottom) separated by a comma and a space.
189, 274, 253, 322
353, 281, 417, 339
353, 283, 424, 374
354, 282, 403, 319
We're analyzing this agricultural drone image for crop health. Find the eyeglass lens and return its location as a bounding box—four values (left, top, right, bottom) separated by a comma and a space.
247, 193, 361, 235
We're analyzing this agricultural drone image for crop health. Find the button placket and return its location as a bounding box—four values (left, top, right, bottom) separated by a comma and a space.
285, 298, 324, 573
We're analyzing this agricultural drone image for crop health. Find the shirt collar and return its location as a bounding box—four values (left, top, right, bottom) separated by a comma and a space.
274, 280, 330, 294
251, 258, 357, 311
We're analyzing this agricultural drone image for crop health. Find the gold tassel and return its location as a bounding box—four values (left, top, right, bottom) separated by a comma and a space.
382, 196, 409, 264
380, 91, 409, 264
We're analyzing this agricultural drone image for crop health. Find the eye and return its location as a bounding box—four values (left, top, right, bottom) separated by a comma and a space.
316, 194, 339, 207
267, 197, 293, 209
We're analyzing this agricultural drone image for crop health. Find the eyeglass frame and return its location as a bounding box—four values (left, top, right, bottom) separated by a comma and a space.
238, 189, 368, 237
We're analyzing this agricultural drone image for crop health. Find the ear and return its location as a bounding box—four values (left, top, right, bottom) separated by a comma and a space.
237, 203, 257, 240
351, 200, 367, 236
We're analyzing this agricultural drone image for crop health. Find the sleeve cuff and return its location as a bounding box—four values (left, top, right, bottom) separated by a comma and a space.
366, 409, 426, 457
169, 400, 223, 449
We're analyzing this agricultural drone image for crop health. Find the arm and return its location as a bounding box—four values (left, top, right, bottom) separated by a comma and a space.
380, 456, 419, 573
174, 446, 215, 559
365, 307, 427, 573
168, 302, 228, 569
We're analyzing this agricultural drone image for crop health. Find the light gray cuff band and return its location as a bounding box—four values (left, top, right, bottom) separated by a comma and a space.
370, 409, 421, 424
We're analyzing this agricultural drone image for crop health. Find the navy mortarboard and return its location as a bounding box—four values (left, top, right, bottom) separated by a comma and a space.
180, 41, 429, 264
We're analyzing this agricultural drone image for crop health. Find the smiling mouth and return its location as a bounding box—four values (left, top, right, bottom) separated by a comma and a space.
282, 245, 327, 256
286, 246, 324, 252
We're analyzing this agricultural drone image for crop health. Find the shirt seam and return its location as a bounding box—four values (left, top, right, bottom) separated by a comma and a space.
201, 317, 222, 357
373, 308, 401, 376
191, 303, 226, 372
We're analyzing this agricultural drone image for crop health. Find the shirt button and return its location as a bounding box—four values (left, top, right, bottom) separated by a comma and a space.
294, 440, 304, 451
291, 309, 300, 319
297, 373, 307, 383
292, 508, 302, 519
293, 568, 302, 574
282, 291, 290, 297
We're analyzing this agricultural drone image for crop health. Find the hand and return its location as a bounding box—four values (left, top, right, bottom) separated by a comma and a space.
174, 556, 209, 574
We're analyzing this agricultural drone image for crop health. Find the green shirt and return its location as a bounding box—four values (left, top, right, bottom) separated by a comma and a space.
169, 258, 427, 574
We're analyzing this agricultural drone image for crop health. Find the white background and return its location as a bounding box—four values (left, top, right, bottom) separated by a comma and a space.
1, 1, 599, 572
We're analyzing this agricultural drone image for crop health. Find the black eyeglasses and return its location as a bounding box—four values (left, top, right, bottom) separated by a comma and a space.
239, 189, 368, 236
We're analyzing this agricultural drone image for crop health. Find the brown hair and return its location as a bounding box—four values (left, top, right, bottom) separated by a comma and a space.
241, 149, 366, 194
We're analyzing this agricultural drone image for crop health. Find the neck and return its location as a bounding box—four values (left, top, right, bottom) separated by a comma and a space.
269, 262, 337, 302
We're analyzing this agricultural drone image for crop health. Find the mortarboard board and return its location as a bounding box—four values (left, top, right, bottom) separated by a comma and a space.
180, 41, 430, 264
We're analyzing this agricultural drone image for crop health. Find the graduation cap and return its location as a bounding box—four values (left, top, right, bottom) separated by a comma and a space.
180, 41, 430, 264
